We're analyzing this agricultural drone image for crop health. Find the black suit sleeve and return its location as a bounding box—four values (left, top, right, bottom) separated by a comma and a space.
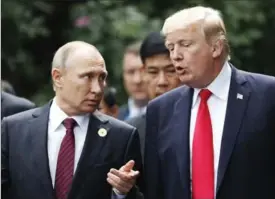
143, 103, 163, 199
1, 118, 11, 199
124, 129, 144, 199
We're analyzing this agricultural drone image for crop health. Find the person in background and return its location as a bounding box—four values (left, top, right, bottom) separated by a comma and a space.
1, 91, 35, 120
118, 42, 148, 121
99, 86, 119, 118
1, 79, 16, 95
2, 41, 143, 199
144, 6, 275, 199
126, 31, 181, 160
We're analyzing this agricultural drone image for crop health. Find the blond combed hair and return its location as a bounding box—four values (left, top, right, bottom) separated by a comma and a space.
162, 6, 230, 60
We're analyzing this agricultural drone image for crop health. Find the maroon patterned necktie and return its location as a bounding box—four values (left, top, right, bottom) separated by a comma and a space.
55, 118, 77, 199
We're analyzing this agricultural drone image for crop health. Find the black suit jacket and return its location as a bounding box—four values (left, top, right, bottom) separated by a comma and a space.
144, 66, 275, 199
1, 91, 35, 120
1, 102, 143, 199
126, 114, 146, 162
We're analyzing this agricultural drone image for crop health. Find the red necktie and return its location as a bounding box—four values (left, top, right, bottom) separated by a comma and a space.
55, 118, 76, 199
192, 89, 214, 199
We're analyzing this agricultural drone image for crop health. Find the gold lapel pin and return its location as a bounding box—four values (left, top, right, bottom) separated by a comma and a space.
98, 128, 107, 137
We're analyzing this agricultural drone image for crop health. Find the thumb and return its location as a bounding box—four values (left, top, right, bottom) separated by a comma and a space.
121, 160, 135, 172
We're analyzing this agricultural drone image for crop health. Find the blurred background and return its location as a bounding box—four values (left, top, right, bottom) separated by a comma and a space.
2, 0, 275, 106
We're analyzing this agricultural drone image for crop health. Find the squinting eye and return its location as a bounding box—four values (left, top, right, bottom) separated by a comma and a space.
167, 46, 174, 51
83, 74, 91, 79
148, 71, 158, 75
99, 75, 106, 81
180, 42, 191, 47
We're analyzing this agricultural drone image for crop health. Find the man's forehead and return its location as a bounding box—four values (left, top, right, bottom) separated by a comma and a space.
79, 65, 108, 74
165, 24, 201, 44
70, 50, 105, 65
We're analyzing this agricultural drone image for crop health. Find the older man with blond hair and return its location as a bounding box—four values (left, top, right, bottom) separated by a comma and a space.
144, 6, 275, 199
2, 41, 143, 199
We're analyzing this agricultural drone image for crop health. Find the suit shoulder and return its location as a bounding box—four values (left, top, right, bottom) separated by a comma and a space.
2, 107, 38, 124
2, 92, 35, 112
101, 113, 136, 132
241, 70, 275, 87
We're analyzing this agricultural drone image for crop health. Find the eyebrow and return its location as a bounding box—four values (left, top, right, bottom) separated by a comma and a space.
80, 69, 108, 75
166, 39, 189, 46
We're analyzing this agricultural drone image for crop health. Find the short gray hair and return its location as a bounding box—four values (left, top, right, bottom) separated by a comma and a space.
52, 41, 95, 69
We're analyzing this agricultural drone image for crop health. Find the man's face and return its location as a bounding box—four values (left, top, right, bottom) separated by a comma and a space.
143, 54, 181, 99
123, 53, 148, 101
53, 50, 107, 115
165, 24, 218, 88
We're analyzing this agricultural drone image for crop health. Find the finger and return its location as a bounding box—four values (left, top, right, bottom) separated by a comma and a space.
111, 168, 140, 181
107, 172, 134, 187
107, 176, 129, 194
110, 169, 132, 181
107, 172, 133, 191
129, 170, 140, 177
121, 160, 135, 172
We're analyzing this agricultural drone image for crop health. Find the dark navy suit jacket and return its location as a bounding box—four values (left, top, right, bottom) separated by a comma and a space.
1, 102, 143, 199
144, 66, 275, 199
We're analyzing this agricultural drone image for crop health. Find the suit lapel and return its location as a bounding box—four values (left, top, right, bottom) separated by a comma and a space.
173, 86, 193, 196
216, 67, 251, 193
69, 111, 110, 196
29, 102, 55, 199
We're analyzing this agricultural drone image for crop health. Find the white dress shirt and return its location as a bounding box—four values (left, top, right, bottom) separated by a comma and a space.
127, 98, 147, 119
189, 62, 232, 196
48, 98, 125, 199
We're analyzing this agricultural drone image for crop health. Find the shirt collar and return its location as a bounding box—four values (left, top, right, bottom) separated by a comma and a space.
128, 98, 147, 114
49, 98, 90, 132
192, 61, 232, 107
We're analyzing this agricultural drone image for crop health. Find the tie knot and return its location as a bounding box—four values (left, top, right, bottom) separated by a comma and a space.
199, 89, 212, 101
63, 118, 77, 131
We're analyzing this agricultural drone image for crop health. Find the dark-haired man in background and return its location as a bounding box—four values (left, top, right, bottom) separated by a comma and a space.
127, 32, 181, 160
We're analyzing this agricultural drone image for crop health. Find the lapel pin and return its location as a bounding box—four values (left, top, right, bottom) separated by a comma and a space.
98, 128, 107, 137
237, 93, 243, 100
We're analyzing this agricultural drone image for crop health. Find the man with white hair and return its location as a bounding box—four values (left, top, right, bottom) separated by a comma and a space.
2, 41, 143, 199
144, 6, 275, 199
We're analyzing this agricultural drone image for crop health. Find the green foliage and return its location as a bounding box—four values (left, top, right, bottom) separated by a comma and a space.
2, 0, 274, 106
70, 2, 162, 104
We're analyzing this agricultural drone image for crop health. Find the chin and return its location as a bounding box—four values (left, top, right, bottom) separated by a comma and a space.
134, 95, 148, 101
82, 107, 97, 114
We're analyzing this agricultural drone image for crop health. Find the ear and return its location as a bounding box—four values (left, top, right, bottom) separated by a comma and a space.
51, 68, 64, 89
211, 39, 223, 59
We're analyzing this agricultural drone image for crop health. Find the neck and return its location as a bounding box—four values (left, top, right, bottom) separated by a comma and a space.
201, 59, 225, 88
133, 99, 148, 108
55, 95, 78, 116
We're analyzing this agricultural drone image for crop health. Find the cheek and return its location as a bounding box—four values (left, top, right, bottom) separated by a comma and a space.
71, 80, 91, 95
169, 78, 181, 88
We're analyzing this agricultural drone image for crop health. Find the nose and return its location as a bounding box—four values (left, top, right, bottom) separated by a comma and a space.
133, 70, 142, 84
157, 71, 168, 87
170, 45, 183, 62
90, 80, 102, 95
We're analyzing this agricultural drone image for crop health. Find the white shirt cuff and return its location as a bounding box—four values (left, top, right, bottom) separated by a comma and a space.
112, 188, 126, 199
